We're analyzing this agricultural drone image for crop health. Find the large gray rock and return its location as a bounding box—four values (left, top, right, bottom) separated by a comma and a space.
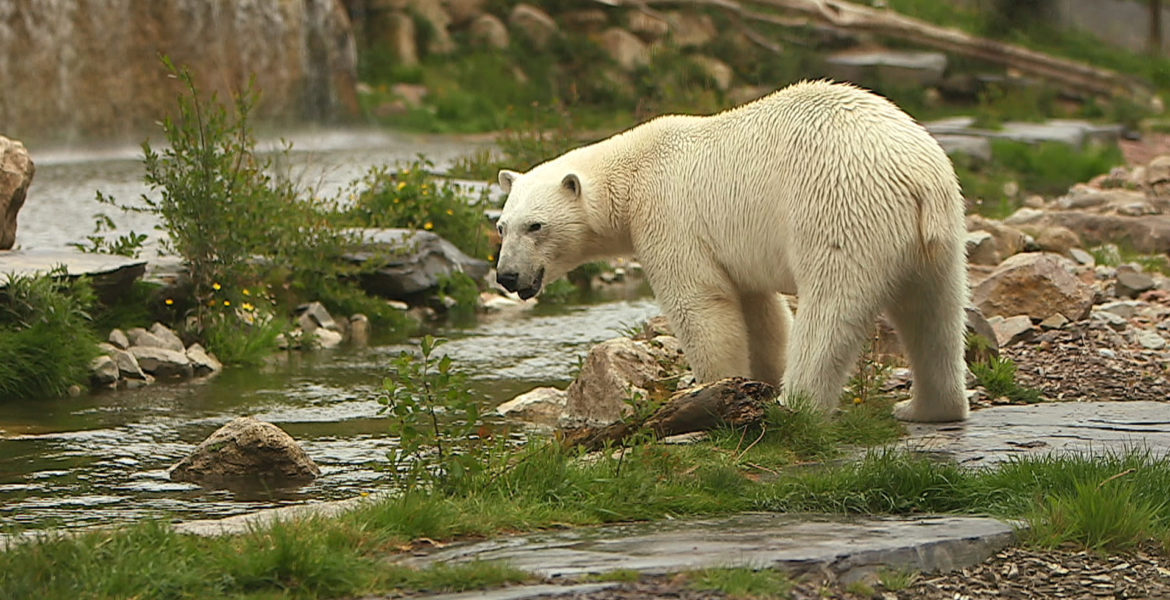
129, 346, 194, 379
1005, 210, 1170, 255
99, 342, 148, 380
496, 386, 568, 427
0, 250, 146, 301
934, 134, 992, 163
825, 50, 947, 88
185, 343, 223, 376
973, 253, 1095, 322
90, 355, 119, 386
408, 0, 455, 54
564, 336, 687, 426
0, 136, 34, 250
344, 228, 490, 300
665, 11, 715, 47
168, 416, 320, 489
149, 322, 186, 353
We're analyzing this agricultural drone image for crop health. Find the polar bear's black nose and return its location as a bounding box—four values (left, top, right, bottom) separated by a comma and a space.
497, 271, 519, 292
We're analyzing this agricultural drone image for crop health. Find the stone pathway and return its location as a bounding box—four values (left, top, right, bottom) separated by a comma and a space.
391, 514, 1014, 600
904, 401, 1170, 466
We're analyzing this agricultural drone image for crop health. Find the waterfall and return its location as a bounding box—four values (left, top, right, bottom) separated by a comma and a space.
0, 0, 358, 145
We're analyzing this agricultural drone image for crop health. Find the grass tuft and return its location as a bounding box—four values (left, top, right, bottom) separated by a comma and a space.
687, 566, 792, 598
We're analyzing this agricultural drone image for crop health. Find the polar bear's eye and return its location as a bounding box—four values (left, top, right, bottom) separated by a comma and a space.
528, 223, 543, 233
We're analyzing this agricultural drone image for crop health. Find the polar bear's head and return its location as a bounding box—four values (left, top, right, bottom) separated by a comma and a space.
494, 164, 592, 299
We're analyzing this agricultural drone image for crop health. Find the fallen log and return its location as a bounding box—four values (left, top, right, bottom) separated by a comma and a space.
597, 0, 1152, 102
560, 377, 779, 451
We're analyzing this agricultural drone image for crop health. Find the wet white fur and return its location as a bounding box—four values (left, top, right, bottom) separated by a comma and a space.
497, 80, 970, 422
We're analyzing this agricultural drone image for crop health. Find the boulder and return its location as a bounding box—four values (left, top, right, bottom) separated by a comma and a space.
964, 305, 999, 364
99, 342, 149, 380
564, 336, 687, 426
509, 3, 558, 49
560, 9, 609, 32
691, 55, 734, 91
1069, 248, 1095, 267
599, 28, 649, 72
408, 0, 455, 54
496, 386, 568, 427
90, 355, 119, 386
1004, 210, 1170, 255
185, 343, 223, 376
296, 301, 338, 333
149, 322, 186, 353
127, 328, 168, 351
824, 49, 948, 88
965, 230, 999, 266
168, 416, 320, 489
344, 228, 490, 300
665, 11, 716, 47
1144, 154, 1170, 194
987, 315, 1034, 347
973, 253, 1095, 322
468, 14, 509, 49
443, 0, 485, 26
627, 11, 669, 40
1115, 269, 1155, 298
108, 328, 130, 350
1020, 225, 1082, 256
129, 346, 194, 378
0, 136, 34, 250
966, 215, 1028, 259
312, 328, 344, 349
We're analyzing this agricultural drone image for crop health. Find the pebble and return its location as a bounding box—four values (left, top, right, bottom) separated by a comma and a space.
1135, 329, 1168, 350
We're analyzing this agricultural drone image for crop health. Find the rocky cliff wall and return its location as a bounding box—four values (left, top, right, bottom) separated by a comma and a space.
0, 0, 359, 144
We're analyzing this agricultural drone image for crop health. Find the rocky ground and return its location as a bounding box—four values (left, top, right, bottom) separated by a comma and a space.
513, 543, 1170, 599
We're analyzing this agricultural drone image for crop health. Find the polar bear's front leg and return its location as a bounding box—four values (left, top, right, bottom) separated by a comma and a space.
658, 286, 752, 383
740, 292, 791, 386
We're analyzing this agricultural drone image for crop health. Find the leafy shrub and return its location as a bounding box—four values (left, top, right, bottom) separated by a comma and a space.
972, 355, 1043, 403
0, 270, 102, 399
379, 336, 510, 493
338, 159, 494, 261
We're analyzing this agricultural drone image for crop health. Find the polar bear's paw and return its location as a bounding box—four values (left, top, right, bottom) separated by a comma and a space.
892, 398, 967, 423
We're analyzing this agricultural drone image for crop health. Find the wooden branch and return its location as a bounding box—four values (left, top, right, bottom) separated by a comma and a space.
599, 0, 1152, 101
560, 377, 780, 452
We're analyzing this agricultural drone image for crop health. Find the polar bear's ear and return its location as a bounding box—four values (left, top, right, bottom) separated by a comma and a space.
498, 170, 520, 193
562, 173, 582, 199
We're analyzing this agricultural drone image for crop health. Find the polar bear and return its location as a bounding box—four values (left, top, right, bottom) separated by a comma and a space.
495, 81, 969, 422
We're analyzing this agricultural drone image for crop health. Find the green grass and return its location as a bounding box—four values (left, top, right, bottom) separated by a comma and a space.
971, 356, 1043, 404
6, 404, 1170, 597
687, 566, 792, 598
0, 271, 102, 400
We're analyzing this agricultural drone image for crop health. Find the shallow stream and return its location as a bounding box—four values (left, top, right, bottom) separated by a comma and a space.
0, 130, 660, 531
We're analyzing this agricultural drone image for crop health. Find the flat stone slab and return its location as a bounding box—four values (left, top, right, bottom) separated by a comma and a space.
905, 401, 1170, 465
398, 513, 1014, 584
0, 249, 146, 288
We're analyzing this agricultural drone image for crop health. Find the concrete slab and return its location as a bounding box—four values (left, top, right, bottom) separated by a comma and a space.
396, 513, 1015, 584
0, 248, 145, 297
905, 401, 1170, 466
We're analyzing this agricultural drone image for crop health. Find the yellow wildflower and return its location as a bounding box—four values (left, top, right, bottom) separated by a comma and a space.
446, 209, 454, 215
424, 221, 434, 230
223, 300, 231, 307
212, 282, 221, 291
242, 288, 251, 296
853, 396, 863, 405
165, 298, 174, 306
402, 168, 410, 175
396, 181, 407, 191
242, 302, 255, 312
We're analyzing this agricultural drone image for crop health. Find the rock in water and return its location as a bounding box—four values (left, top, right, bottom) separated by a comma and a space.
169, 416, 320, 490
0, 136, 34, 250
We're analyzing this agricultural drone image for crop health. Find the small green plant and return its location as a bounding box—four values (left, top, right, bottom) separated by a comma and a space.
687, 566, 792, 598
446, 147, 499, 181
878, 567, 919, 591
70, 210, 148, 258
0, 269, 102, 400
339, 159, 494, 261
379, 335, 508, 493
971, 355, 1043, 404
437, 271, 481, 324
535, 277, 579, 305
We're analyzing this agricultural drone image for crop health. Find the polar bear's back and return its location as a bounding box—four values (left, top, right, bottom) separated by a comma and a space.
641, 80, 964, 291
